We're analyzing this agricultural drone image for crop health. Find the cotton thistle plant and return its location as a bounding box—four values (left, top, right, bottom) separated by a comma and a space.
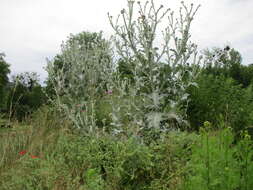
108, 0, 202, 133
46, 32, 114, 133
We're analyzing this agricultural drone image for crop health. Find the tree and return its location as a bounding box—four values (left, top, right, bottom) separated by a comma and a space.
239, 64, 253, 87
0, 53, 10, 111
187, 74, 253, 132
7, 72, 46, 120
186, 47, 253, 131
203, 47, 253, 87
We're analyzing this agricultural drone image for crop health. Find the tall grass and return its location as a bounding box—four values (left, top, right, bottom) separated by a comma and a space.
0, 106, 199, 190
183, 122, 253, 190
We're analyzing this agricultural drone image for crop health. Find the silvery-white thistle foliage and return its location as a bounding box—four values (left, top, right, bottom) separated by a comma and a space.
108, 0, 202, 132
46, 32, 114, 133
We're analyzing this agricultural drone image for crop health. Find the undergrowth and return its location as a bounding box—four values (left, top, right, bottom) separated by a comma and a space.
1, 108, 253, 190
0, 106, 197, 190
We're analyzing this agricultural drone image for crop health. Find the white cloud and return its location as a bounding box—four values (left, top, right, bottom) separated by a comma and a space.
0, 0, 252, 82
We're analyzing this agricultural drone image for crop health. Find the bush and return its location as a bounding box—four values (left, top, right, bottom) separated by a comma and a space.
183, 123, 253, 190
187, 74, 253, 132
6, 72, 47, 121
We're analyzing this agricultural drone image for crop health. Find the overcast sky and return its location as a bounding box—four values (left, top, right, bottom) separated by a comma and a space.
0, 0, 252, 82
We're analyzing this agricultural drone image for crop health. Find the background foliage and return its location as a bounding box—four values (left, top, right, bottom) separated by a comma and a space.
0, 53, 10, 112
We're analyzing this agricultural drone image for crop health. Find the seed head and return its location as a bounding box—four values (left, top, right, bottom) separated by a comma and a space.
121, 9, 125, 14
224, 46, 230, 51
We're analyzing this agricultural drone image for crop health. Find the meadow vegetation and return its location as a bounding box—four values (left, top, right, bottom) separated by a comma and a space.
1, 0, 253, 189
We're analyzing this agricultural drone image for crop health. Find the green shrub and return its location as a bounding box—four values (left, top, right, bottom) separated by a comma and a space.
187, 74, 253, 132
6, 72, 47, 121
183, 123, 253, 190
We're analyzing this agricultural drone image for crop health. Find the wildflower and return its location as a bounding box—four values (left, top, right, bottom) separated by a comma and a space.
106, 90, 113, 95
30, 155, 39, 159
19, 150, 27, 156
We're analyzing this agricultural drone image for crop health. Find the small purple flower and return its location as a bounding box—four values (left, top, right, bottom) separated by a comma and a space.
106, 90, 113, 95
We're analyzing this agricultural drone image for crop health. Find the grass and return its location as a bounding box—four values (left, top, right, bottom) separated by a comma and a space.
0, 108, 71, 189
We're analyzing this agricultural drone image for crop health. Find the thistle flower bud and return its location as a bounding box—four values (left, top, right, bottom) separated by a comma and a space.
121, 9, 125, 14
224, 46, 230, 51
